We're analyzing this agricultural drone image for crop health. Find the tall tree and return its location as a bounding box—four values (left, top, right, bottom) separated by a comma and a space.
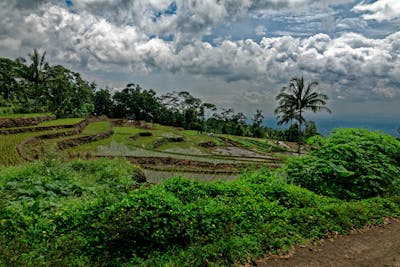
93, 88, 114, 117
0, 58, 21, 100
275, 76, 331, 153
46, 65, 94, 117
161, 91, 213, 130
18, 49, 49, 112
113, 83, 162, 121
251, 109, 265, 137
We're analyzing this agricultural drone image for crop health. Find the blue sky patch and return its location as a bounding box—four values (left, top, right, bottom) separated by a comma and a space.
65, 0, 73, 8
154, 1, 177, 21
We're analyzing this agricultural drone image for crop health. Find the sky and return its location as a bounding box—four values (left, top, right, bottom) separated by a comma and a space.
0, 0, 399, 126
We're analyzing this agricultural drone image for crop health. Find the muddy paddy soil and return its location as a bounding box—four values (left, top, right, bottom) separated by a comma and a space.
252, 219, 400, 267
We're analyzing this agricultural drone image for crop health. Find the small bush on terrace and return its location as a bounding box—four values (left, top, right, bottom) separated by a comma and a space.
285, 128, 400, 199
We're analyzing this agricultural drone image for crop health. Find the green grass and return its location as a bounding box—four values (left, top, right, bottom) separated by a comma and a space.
68, 126, 271, 165
66, 125, 284, 174
0, 128, 71, 166
71, 125, 221, 155
223, 135, 287, 153
0, 113, 53, 118
21, 121, 113, 160
2, 118, 84, 131
37, 118, 83, 127
158, 142, 208, 155
156, 130, 224, 155
3, 120, 286, 172
181, 130, 224, 145
81, 121, 111, 135
69, 126, 164, 153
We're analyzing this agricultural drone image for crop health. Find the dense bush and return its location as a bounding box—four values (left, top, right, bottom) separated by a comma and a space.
0, 158, 145, 266
1, 163, 400, 266
285, 128, 400, 199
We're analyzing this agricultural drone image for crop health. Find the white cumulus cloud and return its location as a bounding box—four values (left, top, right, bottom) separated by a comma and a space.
352, 0, 400, 21
0, 0, 399, 113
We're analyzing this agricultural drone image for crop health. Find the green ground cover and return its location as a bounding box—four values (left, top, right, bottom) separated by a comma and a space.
1, 161, 399, 266
0, 113, 53, 119
34, 121, 111, 147
2, 118, 84, 131
0, 128, 73, 166
37, 118, 83, 127
286, 128, 400, 199
24, 121, 113, 160
68, 126, 274, 166
143, 169, 238, 183
68, 125, 194, 154
222, 135, 287, 153
0, 128, 399, 266
81, 121, 111, 135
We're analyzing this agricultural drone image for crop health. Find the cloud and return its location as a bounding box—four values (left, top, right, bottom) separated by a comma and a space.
336, 17, 368, 31
255, 25, 267, 36
0, 0, 399, 108
352, 0, 400, 21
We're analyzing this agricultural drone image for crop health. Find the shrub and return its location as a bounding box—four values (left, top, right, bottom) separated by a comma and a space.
285, 128, 400, 199
1, 152, 400, 266
0, 158, 144, 266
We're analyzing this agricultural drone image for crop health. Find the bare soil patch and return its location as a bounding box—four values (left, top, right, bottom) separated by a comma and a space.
253, 219, 400, 267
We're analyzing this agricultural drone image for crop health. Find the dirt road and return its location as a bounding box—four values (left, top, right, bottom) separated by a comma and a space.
254, 219, 400, 267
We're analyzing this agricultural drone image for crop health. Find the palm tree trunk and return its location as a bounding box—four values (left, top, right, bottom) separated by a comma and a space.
297, 109, 301, 155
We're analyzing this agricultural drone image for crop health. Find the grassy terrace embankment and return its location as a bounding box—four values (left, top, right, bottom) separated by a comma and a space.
0, 117, 83, 164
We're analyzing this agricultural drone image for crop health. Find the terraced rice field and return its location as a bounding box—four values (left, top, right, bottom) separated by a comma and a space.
0, 115, 291, 179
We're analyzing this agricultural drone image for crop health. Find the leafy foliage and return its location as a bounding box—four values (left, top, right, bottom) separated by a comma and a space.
275, 76, 331, 150
285, 128, 400, 199
0, 51, 94, 117
1, 51, 274, 137
1, 162, 400, 266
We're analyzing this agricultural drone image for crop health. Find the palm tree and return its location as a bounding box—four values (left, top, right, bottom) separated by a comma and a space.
275, 76, 331, 154
275, 103, 303, 142
18, 49, 49, 112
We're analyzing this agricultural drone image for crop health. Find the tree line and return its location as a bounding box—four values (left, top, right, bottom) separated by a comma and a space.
0, 50, 94, 117
1, 50, 329, 140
